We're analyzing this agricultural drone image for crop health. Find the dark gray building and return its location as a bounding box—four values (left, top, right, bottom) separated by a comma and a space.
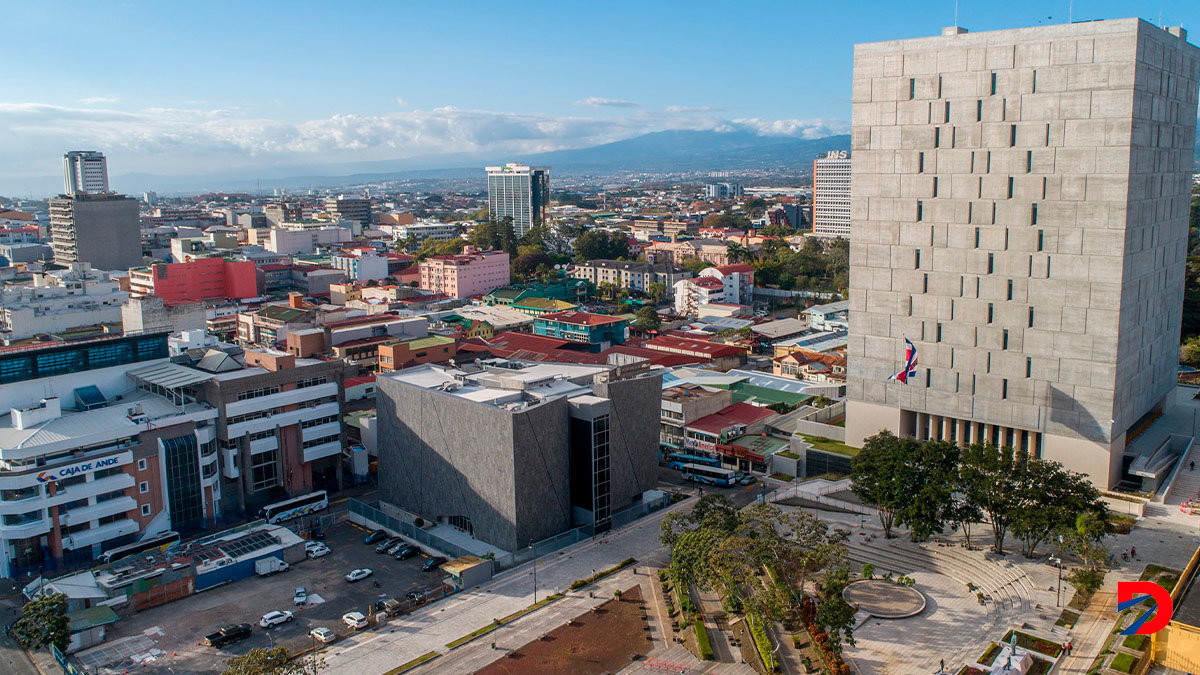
376, 360, 660, 552
49, 193, 141, 270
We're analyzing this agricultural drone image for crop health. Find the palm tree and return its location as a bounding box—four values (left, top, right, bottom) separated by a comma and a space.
726, 242, 751, 264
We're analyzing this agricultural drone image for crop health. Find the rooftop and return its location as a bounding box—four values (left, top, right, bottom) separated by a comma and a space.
751, 318, 811, 339
383, 360, 611, 408
538, 310, 626, 327
687, 402, 777, 435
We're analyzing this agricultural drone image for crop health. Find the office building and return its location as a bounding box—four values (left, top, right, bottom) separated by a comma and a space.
0, 332, 219, 578
533, 311, 628, 352
812, 151, 852, 237
704, 183, 744, 200
418, 246, 510, 298
263, 202, 309, 225
128, 258, 259, 304
486, 163, 550, 236
845, 20, 1200, 487
0, 264, 128, 340
377, 360, 661, 551
49, 193, 141, 270
324, 196, 372, 229
62, 151, 110, 196
330, 249, 389, 281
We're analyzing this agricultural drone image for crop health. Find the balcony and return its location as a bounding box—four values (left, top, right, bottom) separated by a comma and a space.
51, 473, 135, 504
301, 422, 341, 442
62, 518, 139, 551
220, 447, 239, 480
59, 496, 138, 527
224, 382, 338, 418
226, 401, 339, 438
0, 515, 51, 539
249, 435, 279, 455
302, 440, 341, 463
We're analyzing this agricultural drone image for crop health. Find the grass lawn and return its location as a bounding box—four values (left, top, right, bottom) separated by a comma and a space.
1139, 564, 1182, 581
799, 434, 861, 457
979, 643, 1001, 666
1028, 658, 1052, 675
1001, 630, 1063, 658
1055, 609, 1080, 628
1121, 634, 1148, 651
1110, 653, 1136, 673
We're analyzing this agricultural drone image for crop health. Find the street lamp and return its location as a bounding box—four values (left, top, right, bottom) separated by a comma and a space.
528, 540, 536, 604
1055, 534, 1065, 607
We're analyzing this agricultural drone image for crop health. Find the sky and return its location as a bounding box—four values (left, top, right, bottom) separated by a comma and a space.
1, 0, 1198, 189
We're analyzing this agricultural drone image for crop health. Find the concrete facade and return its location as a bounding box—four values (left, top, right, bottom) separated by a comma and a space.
845, 19, 1200, 487
48, 194, 141, 270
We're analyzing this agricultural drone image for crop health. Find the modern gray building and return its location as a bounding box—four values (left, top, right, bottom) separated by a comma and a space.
49, 193, 142, 270
486, 163, 550, 236
62, 150, 110, 196
376, 359, 660, 552
845, 19, 1199, 488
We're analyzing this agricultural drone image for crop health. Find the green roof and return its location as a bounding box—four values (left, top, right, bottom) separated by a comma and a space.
487, 288, 523, 301
68, 605, 120, 632
722, 383, 811, 407
400, 335, 455, 350
257, 305, 309, 322
729, 434, 790, 456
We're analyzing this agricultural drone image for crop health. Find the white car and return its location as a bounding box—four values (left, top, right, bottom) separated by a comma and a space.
259, 610, 294, 628
344, 568, 373, 583
306, 543, 331, 559
310, 626, 337, 643
293, 587, 307, 605
342, 611, 368, 629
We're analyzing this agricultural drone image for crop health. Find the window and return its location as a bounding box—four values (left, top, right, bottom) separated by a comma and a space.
141, 504, 151, 516
936, 323, 942, 342
1037, 230, 1044, 251
974, 228, 980, 248
919, 152, 924, 172
1046, 256, 1051, 277
1003, 329, 1009, 350
944, 100, 950, 122
1028, 307, 1035, 327
1010, 124, 1017, 147
932, 177, 938, 197
251, 449, 280, 492
1026, 150, 1033, 173
914, 250, 921, 269
1008, 177, 1015, 199
987, 253, 994, 274
296, 377, 327, 389
976, 99, 983, 121
909, 78, 915, 100
137, 458, 147, 471
987, 303, 994, 324
923, 273, 929, 293
934, 127, 941, 147
1031, 204, 1038, 225
925, 369, 931, 387
916, 201, 924, 221
1032, 70, 1037, 93
1002, 379, 1008, 399
139, 481, 149, 494
1026, 357, 1032, 378
1007, 279, 1013, 301
236, 385, 280, 401
990, 72, 997, 95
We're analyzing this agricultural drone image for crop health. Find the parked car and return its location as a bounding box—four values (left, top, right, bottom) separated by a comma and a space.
421, 556, 447, 572
344, 568, 373, 583
203, 624, 252, 648
384, 540, 407, 556
342, 611, 369, 629
309, 627, 337, 644
405, 589, 426, 602
738, 474, 757, 485
294, 587, 307, 606
306, 543, 331, 559
393, 544, 420, 560
376, 536, 402, 553
363, 529, 388, 545
373, 597, 403, 617
259, 610, 294, 628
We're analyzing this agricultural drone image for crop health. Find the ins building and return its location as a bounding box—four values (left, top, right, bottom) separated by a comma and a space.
845, 20, 1199, 487
377, 360, 660, 552
812, 151, 852, 237
63, 150, 110, 196
486, 163, 550, 236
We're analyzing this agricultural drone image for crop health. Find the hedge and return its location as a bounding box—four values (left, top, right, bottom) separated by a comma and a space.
748, 615, 777, 672
568, 557, 637, 590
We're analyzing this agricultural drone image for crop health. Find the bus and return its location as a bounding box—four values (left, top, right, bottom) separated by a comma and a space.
100, 530, 181, 564
679, 464, 738, 487
665, 453, 721, 470
259, 490, 329, 524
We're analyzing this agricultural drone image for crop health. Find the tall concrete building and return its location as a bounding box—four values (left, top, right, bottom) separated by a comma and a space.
62, 150, 110, 196
845, 20, 1199, 488
486, 163, 550, 236
812, 151, 852, 237
49, 193, 142, 270
324, 195, 371, 229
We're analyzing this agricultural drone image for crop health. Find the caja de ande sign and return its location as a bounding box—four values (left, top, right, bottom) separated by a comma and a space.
36, 456, 123, 483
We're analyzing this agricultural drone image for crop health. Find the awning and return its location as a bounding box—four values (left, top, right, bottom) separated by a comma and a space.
126, 362, 214, 389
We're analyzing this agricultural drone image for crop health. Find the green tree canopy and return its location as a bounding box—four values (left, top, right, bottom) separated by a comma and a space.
13, 592, 69, 653
573, 229, 629, 261
223, 647, 325, 675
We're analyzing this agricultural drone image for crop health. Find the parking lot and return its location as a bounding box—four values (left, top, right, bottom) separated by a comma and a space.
86, 520, 449, 674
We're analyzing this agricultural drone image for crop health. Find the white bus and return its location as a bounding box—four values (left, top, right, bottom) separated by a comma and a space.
258, 490, 329, 524
100, 530, 181, 564
679, 464, 737, 487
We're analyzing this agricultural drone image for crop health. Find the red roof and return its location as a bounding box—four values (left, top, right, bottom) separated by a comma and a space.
345, 375, 377, 388
324, 312, 400, 329
691, 277, 725, 290
713, 263, 755, 274
602, 344, 703, 367
687, 402, 776, 435
538, 310, 626, 326
642, 335, 747, 359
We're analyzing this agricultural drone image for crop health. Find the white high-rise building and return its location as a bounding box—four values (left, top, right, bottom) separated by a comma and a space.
811, 151, 851, 237
845, 20, 1199, 488
62, 150, 110, 196
486, 163, 550, 236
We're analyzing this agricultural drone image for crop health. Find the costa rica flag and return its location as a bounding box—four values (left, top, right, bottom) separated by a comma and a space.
889, 338, 918, 384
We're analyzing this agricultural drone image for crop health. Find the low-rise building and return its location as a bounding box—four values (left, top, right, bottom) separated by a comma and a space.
419, 246, 510, 299
0, 264, 128, 340
568, 259, 691, 296
659, 384, 733, 453
128, 258, 259, 303
801, 300, 849, 331
698, 263, 755, 306
331, 249, 389, 281
641, 335, 747, 370
673, 276, 726, 315
534, 311, 628, 352
377, 335, 458, 372
684, 402, 777, 455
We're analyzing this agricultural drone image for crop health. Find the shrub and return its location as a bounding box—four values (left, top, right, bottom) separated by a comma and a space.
861, 563, 875, 580
979, 643, 1001, 666
1121, 634, 1147, 651
657, 569, 668, 582
747, 615, 777, 672
694, 619, 714, 660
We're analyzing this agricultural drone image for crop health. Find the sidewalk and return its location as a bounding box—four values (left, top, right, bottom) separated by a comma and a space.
1054, 590, 1116, 674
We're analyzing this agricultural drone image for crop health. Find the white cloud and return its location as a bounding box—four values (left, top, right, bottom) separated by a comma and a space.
666, 105, 727, 113
79, 96, 118, 105
0, 101, 848, 179
395, 97, 407, 107
574, 96, 638, 108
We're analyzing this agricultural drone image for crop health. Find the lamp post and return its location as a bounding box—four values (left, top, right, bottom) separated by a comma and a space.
1055, 534, 1064, 607
528, 540, 536, 604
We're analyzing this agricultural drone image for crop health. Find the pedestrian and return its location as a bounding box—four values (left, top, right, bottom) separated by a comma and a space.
1068, 641, 1073, 655
940, 658, 945, 672
1192, 460, 1196, 471
1063, 642, 1068, 656
1130, 546, 1137, 558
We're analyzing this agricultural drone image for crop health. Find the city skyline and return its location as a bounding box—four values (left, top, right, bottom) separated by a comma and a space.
3, 1, 1198, 190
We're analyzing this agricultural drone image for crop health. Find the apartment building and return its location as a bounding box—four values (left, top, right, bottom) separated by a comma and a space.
128, 258, 259, 304
418, 246, 510, 299
0, 264, 128, 340
812, 151, 852, 237
49, 193, 141, 270
568, 259, 692, 295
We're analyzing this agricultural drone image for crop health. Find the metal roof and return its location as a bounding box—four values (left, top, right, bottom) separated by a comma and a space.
127, 362, 215, 389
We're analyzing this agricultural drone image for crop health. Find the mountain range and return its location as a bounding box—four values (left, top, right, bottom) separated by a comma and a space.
3, 131, 854, 197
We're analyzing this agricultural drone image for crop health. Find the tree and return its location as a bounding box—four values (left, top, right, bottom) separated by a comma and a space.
224, 647, 325, 675
893, 439, 959, 542
1010, 459, 1105, 557
634, 306, 661, 331
815, 567, 856, 655
573, 230, 628, 261
1182, 334, 1200, 366
941, 466, 984, 549
680, 258, 714, 275
660, 494, 740, 548
725, 242, 753, 264
646, 282, 667, 304
702, 213, 751, 230
13, 593, 69, 652
849, 431, 910, 538
959, 442, 1026, 554
468, 217, 516, 254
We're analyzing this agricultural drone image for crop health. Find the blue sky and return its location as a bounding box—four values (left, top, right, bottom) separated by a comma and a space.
1, 0, 1196, 184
